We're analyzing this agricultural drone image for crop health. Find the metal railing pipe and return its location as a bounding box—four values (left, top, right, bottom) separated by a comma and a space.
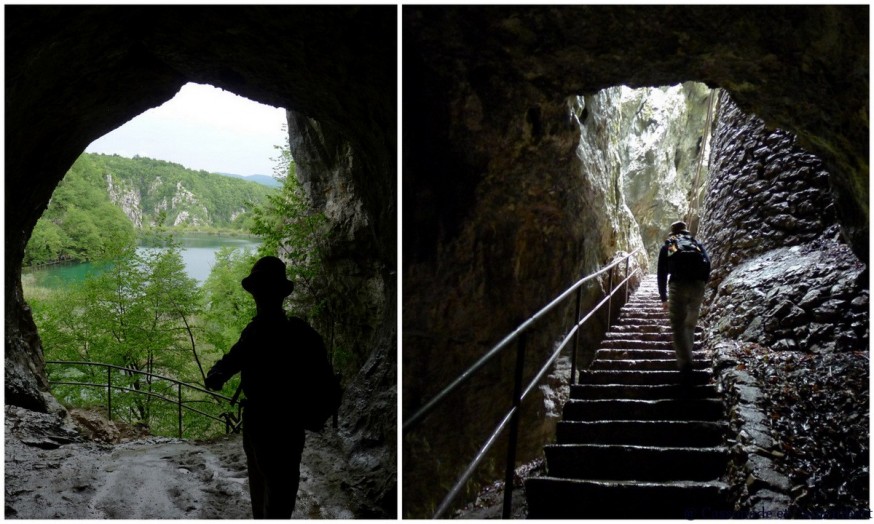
403, 247, 642, 432
405, 249, 642, 519
45, 360, 240, 435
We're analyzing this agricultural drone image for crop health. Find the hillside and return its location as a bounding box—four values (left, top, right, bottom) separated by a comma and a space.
24, 153, 274, 266
95, 154, 276, 229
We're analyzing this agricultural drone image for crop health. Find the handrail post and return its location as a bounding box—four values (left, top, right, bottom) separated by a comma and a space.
606, 266, 615, 328
107, 366, 112, 421
502, 331, 527, 519
570, 285, 582, 385
624, 256, 631, 303
178, 383, 183, 438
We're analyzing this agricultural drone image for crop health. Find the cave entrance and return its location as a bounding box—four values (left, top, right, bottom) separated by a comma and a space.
571, 82, 718, 267
22, 81, 296, 439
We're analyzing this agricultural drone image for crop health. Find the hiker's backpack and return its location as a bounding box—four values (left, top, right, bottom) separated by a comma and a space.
289, 317, 343, 432
666, 233, 709, 280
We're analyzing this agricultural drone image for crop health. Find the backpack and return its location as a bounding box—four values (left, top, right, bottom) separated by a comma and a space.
666, 233, 709, 280
289, 317, 343, 432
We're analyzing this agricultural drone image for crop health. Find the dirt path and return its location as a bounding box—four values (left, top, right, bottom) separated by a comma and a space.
5, 406, 355, 519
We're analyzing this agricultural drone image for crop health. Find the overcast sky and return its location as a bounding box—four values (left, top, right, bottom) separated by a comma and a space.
86, 83, 288, 177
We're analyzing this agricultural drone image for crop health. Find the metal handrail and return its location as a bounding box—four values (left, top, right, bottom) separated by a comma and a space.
403, 247, 643, 519
45, 360, 242, 437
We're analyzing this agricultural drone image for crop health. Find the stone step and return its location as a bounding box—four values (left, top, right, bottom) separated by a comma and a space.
579, 369, 712, 386
593, 348, 707, 360
605, 331, 673, 342
556, 420, 727, 447
562, 398, 724, 422
600, 339, 700, 350
615, 318, 673, 326
589, 358, 709, 371
610, 325, 703, 334
570, 383, 719, 401
617, 311, 670, 320
525, 477, 730, 519
543, 443, 729, 481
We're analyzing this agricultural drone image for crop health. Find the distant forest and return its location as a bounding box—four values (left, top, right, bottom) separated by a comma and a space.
25, 153, 276, 266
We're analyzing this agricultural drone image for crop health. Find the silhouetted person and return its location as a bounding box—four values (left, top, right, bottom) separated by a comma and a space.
656, 221, 711, 381
205, 255, 326, 519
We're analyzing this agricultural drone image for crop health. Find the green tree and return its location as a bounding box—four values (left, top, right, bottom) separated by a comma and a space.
249, 144, 329, 321
35, 235, 218, 435
24, 220, 67, 265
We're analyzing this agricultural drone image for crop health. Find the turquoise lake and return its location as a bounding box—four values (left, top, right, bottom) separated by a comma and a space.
23, 233, 262, 289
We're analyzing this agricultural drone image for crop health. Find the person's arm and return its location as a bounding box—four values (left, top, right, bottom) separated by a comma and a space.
656, 244, 669, 302
205, 323, 251, 390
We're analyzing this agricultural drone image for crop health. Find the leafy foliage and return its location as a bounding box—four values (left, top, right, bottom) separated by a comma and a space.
24, 155, 136, 265
249, 144, 330, 322
34, 235, 232, 438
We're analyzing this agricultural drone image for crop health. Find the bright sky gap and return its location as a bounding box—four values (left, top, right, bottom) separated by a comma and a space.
86, 83, 288, 177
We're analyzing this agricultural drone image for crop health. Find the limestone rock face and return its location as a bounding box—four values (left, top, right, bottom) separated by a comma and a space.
106, 174, 144, 228
286, 109, 396, 516
700, 93, 867, 353
577, 82, 715, 263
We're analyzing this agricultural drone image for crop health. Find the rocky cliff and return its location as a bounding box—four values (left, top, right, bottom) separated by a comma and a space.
287, 109, 397, 517
699, 94, 868, 513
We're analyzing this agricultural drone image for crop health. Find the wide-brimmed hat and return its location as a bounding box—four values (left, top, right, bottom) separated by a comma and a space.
241, 256, 294, 298
670, 221, 688, 235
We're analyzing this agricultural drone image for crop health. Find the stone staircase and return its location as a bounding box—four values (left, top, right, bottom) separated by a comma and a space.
525, 275, 731, 519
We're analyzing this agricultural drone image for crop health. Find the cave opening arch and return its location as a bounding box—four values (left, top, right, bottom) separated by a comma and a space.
6, 3, 396, 436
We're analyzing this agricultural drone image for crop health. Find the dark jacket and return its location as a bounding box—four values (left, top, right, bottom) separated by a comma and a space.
657, 231, 711, 302
205, 311, 329, 422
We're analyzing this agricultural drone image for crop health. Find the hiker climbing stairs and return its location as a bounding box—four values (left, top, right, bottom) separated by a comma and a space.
525, 274, 730, 519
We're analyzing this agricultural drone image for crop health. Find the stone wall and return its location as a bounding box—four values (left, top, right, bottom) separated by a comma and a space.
700, 93, 867, 352
699, 93, 868, 513
286, 109, 397, 516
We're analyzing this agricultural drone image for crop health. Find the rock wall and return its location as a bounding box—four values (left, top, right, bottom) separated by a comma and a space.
286, 110, 397, 517
700, 93, 867, 352
699, 93, 868, 513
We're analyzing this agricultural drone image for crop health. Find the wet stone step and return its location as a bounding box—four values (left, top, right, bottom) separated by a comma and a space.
570, 383, 719, 401
579, 369, 712, 386
555, 420, 727, 447
593, 348, 708, 360
605, 332, 673, 342
588, 358, 709, 371
618, 311, 670, 319
562, 398, 724, 422
543, 443, 729, 482
610, 325, 703, 334
525, 477, 731, 519
600, 339, 701, 350
615, 318, 674, 326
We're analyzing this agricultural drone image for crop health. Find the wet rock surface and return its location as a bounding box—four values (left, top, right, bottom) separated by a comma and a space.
701, 88, 869, 515
5, 406, 360, 519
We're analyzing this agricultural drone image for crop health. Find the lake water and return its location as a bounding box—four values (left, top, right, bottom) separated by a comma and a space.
23, 233, 261, 289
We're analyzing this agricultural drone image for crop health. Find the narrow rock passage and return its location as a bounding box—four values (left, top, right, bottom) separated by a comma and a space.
526, 274, 731, 518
